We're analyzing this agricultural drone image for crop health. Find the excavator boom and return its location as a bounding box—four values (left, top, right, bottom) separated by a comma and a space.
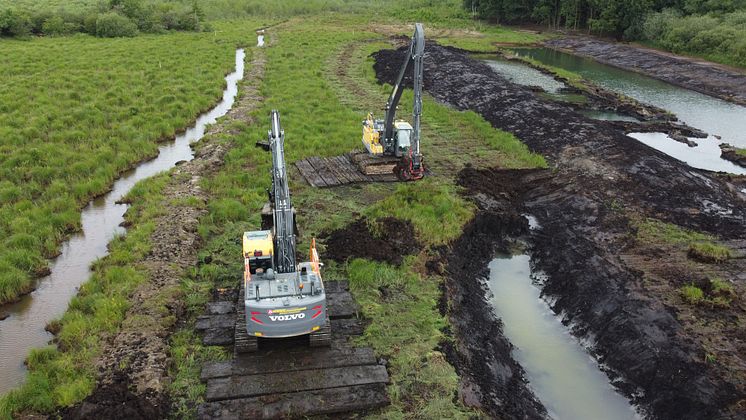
383, 22, 424, 171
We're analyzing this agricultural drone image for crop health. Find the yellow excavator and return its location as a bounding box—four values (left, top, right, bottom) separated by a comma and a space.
360, 23, 425, 181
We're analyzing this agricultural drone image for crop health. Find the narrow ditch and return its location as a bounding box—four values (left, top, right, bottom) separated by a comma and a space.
487, 253, 639, 420
0, 48, 245, 395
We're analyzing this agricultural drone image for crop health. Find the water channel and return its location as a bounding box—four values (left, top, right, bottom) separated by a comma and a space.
0, 49, 245, 395
487, 254, 640, 420
482, 51, 746, 175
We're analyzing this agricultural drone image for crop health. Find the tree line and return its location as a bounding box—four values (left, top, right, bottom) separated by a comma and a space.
464, 0, 746, 66
0, 0, 209, 38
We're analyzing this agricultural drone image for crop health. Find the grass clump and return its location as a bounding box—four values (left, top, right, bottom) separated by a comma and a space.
635, 218, 732, 263
688, 241, 731, 264
364, 179, 474, 246
680, 278, 737, 308
635, 218, 712, 244
680, 284, 705, 305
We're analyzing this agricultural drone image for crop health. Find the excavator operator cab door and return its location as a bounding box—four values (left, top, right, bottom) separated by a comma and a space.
393, 121, 413, 158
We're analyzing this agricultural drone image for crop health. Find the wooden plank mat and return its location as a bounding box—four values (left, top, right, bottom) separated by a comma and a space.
198, 383, 389, 420
295, 153, 399, 188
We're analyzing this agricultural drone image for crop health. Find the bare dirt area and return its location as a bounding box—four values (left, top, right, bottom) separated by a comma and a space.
375, 44, 746, 418
544, 37, 746, 106
322, 217, 419, 266
60, 44, 268, 420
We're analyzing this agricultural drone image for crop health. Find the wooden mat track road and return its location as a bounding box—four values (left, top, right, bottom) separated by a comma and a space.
196, 281, 390, 419
295, 152, 398, 187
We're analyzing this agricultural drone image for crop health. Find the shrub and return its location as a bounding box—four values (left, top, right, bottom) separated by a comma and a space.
95, 12, 138, 38
41, 16, 66, 36
643, 9, 681, 40
0, 8, 32, 37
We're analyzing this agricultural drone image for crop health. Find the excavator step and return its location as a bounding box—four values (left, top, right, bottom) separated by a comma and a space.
295, 151, 399, 188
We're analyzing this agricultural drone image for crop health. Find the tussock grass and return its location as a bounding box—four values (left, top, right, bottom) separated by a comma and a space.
680, 284, 705, 305
0, 22, 256, 304
680, 278, 736, 308
688, 241, 731, 263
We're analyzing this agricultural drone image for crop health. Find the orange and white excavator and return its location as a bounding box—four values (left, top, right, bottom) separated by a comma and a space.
235, 110, 330, 353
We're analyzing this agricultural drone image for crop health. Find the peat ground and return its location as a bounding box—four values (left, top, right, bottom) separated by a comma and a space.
323, 217, 419, 266
374, 44, 746, 419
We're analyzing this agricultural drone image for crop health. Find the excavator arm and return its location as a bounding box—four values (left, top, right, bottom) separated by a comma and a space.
268, 110, 296, 274
383, 23, 424, 171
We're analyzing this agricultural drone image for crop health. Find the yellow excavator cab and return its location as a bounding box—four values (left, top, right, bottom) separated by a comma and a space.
243, 230, 273, 273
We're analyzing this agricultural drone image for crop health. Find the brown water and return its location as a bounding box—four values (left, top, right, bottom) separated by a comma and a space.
0, 49, 245, 395
488, 253, 641, 420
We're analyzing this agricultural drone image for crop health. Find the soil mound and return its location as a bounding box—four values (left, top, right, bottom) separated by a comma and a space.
60, 373, 167, 420
323, 217, 419, 266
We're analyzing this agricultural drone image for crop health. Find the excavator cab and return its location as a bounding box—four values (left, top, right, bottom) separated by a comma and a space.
393, 121, 413, 157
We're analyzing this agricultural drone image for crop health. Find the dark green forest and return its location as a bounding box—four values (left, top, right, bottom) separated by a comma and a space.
0, 0, 208, 38
464, 0, 746, 65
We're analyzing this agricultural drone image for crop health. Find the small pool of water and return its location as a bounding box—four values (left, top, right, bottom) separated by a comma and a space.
482, 56, 565, 93
629, 133, 746, 175
487, 254, 640, 420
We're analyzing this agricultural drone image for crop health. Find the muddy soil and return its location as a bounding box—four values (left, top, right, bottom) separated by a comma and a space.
375, 45, 746, 418
60, 42, 268, 419
322, 217, 419, 266
60, 373, 167, 419
544, 37, 746, 106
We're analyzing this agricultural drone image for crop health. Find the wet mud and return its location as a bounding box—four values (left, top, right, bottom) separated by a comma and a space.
544, 37, 746, 106
322, 217, 419, 266
375, 44, 746, 419
438, 203, 548, 420
60, 372, 168, 420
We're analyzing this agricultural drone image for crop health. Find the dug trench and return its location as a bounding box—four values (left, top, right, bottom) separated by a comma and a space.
374, 45, 746, 418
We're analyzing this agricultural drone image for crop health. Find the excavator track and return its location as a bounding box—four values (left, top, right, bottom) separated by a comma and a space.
309, 316, 332, 347
234, 283, 258, 354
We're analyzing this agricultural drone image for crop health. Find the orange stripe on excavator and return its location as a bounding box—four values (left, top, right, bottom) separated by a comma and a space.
310, 238, 321, 275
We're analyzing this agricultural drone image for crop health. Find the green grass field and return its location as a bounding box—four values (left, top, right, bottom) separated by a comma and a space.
0, 23, 265, 304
